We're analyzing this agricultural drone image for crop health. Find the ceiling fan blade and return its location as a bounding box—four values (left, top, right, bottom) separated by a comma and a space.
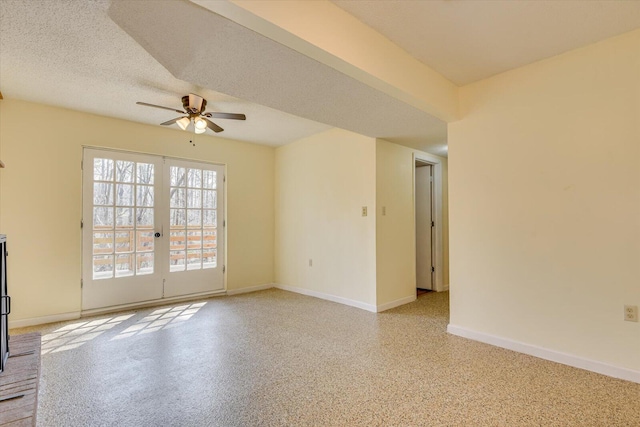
204, 118, 224, 133
160, 117, 184, 126
205, 112, 246, 121
137, 102, 185, 114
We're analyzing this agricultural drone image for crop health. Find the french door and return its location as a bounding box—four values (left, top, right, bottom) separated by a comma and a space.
162, 158, 224, 298
82, 148, 224, 310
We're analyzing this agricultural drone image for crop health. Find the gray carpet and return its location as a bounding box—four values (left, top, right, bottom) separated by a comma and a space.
11, 289, 640, 426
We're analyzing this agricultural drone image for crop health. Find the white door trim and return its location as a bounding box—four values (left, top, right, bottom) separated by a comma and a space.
413, 153, 445, 292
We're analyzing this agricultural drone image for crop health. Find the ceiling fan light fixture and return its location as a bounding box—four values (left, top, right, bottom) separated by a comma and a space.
194, 126, 206, 134
194, 117, 207, 131
176, 117, 191, 131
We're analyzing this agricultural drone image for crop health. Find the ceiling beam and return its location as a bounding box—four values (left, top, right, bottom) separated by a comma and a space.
191, 0, 459, 123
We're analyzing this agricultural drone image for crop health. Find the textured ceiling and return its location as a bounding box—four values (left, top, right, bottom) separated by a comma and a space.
332, 0, 640, 85
0, 0, 331, 146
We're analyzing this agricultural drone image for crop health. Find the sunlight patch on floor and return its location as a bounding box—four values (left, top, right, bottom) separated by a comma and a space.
41, 314, 135, 355
111, 302, 206, 340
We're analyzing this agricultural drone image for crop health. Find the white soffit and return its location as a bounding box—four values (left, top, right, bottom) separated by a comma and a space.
107, 0, 448, 153
332, 0, 640, 85
0, 0, 330, 146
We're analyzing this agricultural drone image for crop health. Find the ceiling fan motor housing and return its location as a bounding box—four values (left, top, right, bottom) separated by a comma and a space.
183, 94, 206, 114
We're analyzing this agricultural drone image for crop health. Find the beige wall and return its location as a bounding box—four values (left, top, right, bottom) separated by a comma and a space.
0, 99, 275, 322
448, 29, 640, 371
275, 128, 377, 306
376, 139, 449, 307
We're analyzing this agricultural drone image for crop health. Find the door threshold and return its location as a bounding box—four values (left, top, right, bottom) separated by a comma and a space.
81, 290, 227, 317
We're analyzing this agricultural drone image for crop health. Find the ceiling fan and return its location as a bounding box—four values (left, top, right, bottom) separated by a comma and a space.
137, 93, 246, 134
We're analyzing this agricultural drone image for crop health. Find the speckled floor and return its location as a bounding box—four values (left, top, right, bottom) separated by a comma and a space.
10, 289, 640, 426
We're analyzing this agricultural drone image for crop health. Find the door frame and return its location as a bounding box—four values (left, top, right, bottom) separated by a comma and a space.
413, 153, 445, 292
415, 162, 434, 290
80, 146, 227, 314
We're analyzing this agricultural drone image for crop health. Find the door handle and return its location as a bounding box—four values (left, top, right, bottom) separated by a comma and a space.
154, 232, 161, 238
0, 296, 10, 315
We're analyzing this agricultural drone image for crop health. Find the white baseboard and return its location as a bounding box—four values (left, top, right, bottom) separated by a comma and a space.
82, 290, 227, 317
376, 295, 416, 312
9, 311, 81, 329
9, 286, 272, 329
442, 283, 449, 291
226, 283, 274, 295
274, 283, 377, 313
447, 324, 640, 384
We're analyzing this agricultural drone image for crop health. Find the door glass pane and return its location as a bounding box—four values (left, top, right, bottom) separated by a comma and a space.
136, 208, 154, 228
94, 159, 114, 181
203, 191, 216, 209
94, 183, 113, 206
187, 231, 202, 250
137, 185, 154, 207
171, 188, 185, 208
170, 231, 186, 251
171, 167, 186, 187
137, 163, 154, 184
93, 255, 114, 279
170, 209, 186, 226
116, 208, 134, 228
203, 249, 216, 269
187, 189, 202, 208
187, 250, 201, 270
170, 251, 186, 272
187, 169, 202, 188
115, 161, 134, 183
136, 253, 153, 275
93, 232, 113, 255
203, 229, 217, 264
115, 231, 133, 253
136, 231, 154, 252
202, 170, 216, 189
203, 210, 216, 227
93, 207, 114, 228
115, 254, 134, 278
116, 184, 134, 206
187, 210, 201, 228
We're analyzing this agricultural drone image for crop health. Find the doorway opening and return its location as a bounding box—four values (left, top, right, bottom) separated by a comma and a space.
415, 160, 434, 295
413, 152, 444, 294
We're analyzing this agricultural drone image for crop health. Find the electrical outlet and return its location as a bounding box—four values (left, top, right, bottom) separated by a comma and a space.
309, 259, 312, 267
362, 206, 367, 217
624, 305, 638, 322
